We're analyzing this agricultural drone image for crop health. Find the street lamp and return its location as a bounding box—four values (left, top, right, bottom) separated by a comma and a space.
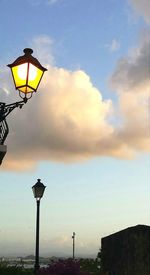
8, 48, 47, 100
0, 48, 47, 163
32, 179, 46, 275
72, 232, 76, 259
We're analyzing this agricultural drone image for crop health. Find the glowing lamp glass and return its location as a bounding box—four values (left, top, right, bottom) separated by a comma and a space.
17, 63, 28, 80
11, 63, 44, 94
17, 63, 37, 81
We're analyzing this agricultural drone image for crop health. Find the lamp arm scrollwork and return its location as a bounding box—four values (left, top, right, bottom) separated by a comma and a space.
0, 99, 27, 145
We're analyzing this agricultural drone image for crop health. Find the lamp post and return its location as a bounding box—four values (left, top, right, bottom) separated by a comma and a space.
72, 232, 76, 259
0, 48, 47, 164
32, 179, 46, 275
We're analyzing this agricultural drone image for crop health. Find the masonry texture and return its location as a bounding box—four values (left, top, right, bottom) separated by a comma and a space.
100, 224, 150, 275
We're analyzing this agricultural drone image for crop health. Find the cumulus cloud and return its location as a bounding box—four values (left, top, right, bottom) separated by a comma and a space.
110, 29, 150, 152
40, 235, 97, 256
1, 32, 150, 170
111, 30, 150, 94
129, 0, 150, 23
3, 66, 118, 170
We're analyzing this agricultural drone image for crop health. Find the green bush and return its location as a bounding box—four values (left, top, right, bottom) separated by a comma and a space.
39, 259, 91, 275
0, 264, 33, 275
79, 258, 100, 274
39, 258, 100, 275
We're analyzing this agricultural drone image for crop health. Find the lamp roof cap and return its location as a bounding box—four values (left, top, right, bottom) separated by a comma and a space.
7, 48, 47, 72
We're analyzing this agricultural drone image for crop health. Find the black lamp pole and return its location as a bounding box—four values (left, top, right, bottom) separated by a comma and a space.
35, 199, 40, 273
72, 232, 75, 259
32, 179, 46, 275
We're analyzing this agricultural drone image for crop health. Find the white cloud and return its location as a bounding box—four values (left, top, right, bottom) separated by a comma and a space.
107, 39, 120, 52
111, 30, 150, 94
27, 0, 62, 6
40, 236, 98, 256
110, 29, 150, 152
3, 66, 117, 170
1, 33, 150, 171
47, 0, 61, 5
29, 35, 54, 66
129, 0, 150, 23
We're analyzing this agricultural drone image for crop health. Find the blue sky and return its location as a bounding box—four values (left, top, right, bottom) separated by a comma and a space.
0, 0, 150, 257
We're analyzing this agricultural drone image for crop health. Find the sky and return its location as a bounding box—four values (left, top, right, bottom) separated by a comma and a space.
0, 0, 150, 258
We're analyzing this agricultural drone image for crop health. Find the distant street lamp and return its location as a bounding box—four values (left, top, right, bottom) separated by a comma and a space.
72, 232, 76, 259
0, 48, 47, 164
32, 179, 46, 275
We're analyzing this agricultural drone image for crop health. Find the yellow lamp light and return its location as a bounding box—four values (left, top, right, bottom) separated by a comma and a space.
8, 48, 47, 99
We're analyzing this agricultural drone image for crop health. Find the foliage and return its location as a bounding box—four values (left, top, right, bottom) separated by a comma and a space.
79, 258, 100, 275
38, 258, 91, 275
0, 264, 33, 275
0, 257, 101, 275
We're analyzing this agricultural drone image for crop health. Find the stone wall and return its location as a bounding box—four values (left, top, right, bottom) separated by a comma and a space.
100, 225, 150, 275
